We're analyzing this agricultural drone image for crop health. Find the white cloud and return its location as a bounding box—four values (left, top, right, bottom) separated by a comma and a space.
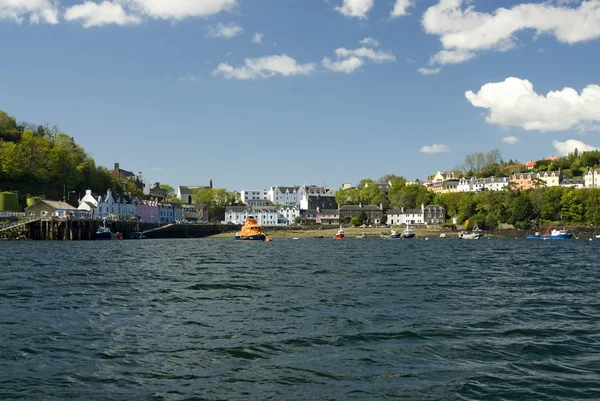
323, 43, 395, 74
205, 22, 242, 39
252, 32, 263, 44
213, 54, 316, 80
335, 0, 374, 18
127, 0, 236, 20
359, 37, 380, 47
0, 0, 59, 24
417, 67, 441, 75
420, 144, 450, 153
465, 77, 600, 132
391, 0, 414, 17
422, 0, 600, 66
323, 56, 365, 74
65, 1, 141, 28
502, 136, 520, 144
552, 139, 598, 156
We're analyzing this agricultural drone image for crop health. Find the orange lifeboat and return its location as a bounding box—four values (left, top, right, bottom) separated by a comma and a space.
236, 216, 268, 241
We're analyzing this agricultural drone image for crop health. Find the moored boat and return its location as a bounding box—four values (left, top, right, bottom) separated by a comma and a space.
334, 228, 345, 239
236, 216, 269, 241
95, 225, 113, 240
458, 231, 483, 240
527, 227, 573, 239
402, 225, 416, 239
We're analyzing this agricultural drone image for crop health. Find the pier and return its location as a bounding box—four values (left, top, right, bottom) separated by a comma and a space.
0, 218, 238, 240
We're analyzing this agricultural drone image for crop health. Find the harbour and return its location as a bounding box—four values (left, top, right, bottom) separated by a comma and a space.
2, 238, 599, 400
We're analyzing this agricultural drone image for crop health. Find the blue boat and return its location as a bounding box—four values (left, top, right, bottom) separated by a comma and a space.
527, 228, 573, 239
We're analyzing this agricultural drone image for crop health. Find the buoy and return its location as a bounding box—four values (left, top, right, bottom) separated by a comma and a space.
589, 238, 592, 242
425, 237, 429, 241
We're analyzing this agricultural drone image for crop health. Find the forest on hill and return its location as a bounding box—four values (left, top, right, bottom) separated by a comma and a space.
0, 110, 122, 204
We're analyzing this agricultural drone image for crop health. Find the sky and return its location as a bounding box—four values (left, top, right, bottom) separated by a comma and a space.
1, 0, 599, 192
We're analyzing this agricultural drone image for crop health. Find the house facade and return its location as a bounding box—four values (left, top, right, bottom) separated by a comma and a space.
300, 208, 339, 225
240, 189, 269, 206
385, 204, 445, 225
224, 205, 300, 226
584, 168, 600, 188
339, 204, 383, 224
177, 181, 212, 204
25, 200, 87, 219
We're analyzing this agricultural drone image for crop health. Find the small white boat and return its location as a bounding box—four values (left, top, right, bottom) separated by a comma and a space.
356, 233, 366, 239
439, 233, 446, 238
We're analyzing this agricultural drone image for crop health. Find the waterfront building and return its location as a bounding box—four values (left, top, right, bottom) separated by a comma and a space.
385, 204, 445, 225
428, 171, 459, 194
339, 204, 383, 225
26, 200, 89, 219
300, 208, 339, 226
535, 170, 562, 187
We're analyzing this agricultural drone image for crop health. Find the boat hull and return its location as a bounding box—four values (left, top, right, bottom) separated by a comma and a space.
95, 232, 113, 240
334, 234, 344, 239
236, 234, 266, 241
402, 233, 416, 239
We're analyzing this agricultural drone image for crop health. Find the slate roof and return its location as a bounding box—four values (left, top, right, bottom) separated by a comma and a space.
179, 185, 209, 193
38, 200, 78, 210
339, 205, 382, 211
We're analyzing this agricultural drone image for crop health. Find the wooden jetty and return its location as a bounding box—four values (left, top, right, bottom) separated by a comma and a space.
0, 218, 156, 241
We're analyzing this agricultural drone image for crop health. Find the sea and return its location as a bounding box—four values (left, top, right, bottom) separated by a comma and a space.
1, 238, 599, 400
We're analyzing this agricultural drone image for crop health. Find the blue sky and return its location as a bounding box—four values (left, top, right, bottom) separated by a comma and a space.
1, 0, 599, 191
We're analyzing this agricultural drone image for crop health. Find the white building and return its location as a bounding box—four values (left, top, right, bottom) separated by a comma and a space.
386, 208, 423, 225
269, 184, 334, 207
457, 177, 510, 192
535, 171, 562, 187
240, 189, 269, 206
584, 168, 600, 188
225, 205, 300, 226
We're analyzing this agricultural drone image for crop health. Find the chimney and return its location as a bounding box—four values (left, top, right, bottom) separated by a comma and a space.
380, 203, 383, 210
359, 202, 362, 207
114, 162, 119, 171
210, 179, 213, 188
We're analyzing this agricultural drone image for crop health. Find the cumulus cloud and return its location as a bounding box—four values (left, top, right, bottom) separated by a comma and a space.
335, 0, 374, 18
465, 77, 600, 132
213, 54, 316, 80
552, 139, 599, 156
420, 144, 450, 153
422, 0, 600, 67
323, 42, 395, 74
359, 37, 380, 47
390, 0, 414, 17
0, 0, 59, 24
63, 0, 235, 26
252, 32, 263, 44
205, 22, 242, 39
65, 1, 141, 28
417, 67, 441, 75
502, 136, 520, 144
127, 0, 236, 20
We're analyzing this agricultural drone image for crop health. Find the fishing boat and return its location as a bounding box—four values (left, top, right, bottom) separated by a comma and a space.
527, 227, 573, 239
356, 233, 366, 239
402, 225, 416, 239
235, 216, 269, 241
334, 228, 345, 239
380, 230, 400, 239
439, 233, 447, 238
527, 216, 573, 239
95, 225, 113, 240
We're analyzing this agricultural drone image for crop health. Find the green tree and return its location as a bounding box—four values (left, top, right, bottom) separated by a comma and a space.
561, 190, 583, 223
361, 185, 383, 206
335, 188, 361, 206
351, 217, 360, 227
509, 195, 535, 228
294, 216, 301, 224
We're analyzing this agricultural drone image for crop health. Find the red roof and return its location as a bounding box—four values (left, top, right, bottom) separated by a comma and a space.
524, 160, 537, 167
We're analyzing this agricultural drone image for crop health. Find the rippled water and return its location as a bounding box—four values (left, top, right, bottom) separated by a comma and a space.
1, 238, 600, 400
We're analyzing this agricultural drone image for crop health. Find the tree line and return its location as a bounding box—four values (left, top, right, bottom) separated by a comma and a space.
0, 110, 123, 203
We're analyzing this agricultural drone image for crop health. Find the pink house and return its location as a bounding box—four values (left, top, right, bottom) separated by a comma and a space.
135, 200, 160, 223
